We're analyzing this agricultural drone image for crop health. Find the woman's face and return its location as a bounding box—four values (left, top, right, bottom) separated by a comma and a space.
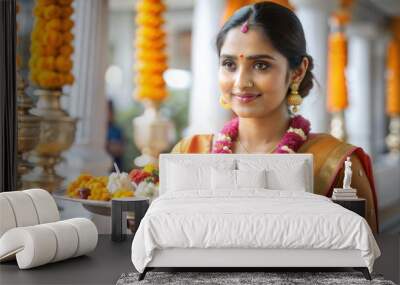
218, 27, 291, 118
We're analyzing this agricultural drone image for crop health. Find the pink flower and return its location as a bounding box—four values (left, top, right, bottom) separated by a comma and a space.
279, 132, 303, 151
212, 115, 311, 154
275, 146, 288, 153
214, 140, 231, 148
221, 117, 239, 139
212, 140, 233, 153
290, 115, 311, 135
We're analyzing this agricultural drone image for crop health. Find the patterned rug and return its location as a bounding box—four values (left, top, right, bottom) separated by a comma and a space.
116, 271, 396, 285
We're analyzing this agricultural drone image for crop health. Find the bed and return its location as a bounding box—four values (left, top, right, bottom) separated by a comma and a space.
131, 154, 380, 281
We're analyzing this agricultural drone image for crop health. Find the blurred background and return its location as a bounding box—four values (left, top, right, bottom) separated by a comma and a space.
14, 0, 400, 234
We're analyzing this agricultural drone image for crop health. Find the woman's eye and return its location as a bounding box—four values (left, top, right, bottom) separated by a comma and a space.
254, 62, 270, 71
222, 60, 236, 71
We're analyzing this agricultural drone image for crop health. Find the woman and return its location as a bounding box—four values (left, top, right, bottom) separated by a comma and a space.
171, 2, 378, 233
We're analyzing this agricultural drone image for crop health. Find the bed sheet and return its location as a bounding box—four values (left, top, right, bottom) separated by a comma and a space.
131, 190, 380, 273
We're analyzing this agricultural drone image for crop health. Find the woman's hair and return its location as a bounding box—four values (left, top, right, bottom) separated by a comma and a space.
216, 2, 314, 98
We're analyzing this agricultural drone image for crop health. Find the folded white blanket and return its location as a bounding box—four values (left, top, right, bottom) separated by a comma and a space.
131, 190, 380, 273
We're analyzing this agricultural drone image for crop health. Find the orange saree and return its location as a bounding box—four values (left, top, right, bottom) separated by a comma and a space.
171, 133, 379, 233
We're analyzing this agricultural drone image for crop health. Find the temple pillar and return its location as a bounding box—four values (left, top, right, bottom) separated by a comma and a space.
185, 0, 229, 136
61, 0, 112, 181
371, 31, 390, 156
346, 23, 400, 232
290, 0, 337, 133
56, 0, 112, 234
346, 23, 381, 155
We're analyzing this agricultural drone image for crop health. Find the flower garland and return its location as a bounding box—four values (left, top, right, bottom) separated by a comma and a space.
134, 0, 168, 102
29, 0, 75, 89
212, 115, 311, 154
386, 18, 400, 116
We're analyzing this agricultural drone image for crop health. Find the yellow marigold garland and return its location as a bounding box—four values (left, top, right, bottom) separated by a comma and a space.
29, 0, 75, 89
134, 0, 168, 102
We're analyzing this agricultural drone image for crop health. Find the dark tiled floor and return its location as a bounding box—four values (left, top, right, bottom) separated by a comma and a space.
0, 234, 399, 285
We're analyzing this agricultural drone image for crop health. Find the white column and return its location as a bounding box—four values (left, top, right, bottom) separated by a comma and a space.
290, 0, 337, 133
186, 0, 229, 136
62, 0, 112, 180
371, 33, 390, 156
346, 24, 380, 155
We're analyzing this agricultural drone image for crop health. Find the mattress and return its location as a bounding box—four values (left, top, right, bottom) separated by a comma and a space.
131, 190, 380, 273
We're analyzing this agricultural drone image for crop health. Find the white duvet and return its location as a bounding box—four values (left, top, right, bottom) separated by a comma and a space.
131, 190, 380, 273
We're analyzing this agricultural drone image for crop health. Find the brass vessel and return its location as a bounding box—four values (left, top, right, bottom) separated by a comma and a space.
22, 89, 77, 192
132, 100, 175, 166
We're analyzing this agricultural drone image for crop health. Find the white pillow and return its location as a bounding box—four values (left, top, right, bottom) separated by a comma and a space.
266, 163, 307, 191
211, 169, 267, 190
211, 168, 236, 190
167, 160, 236, 192
236, 169, 267, 189
237, 159, 308, 191
167, 162, 209, 191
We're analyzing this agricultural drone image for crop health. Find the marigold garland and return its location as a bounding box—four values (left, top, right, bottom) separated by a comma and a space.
326, 1, 353, 113
212, 115, 311, 154
29, 0, 75, 89
386, 18, 400, 116
327, 31, 348, 112
134, 0, 168, 102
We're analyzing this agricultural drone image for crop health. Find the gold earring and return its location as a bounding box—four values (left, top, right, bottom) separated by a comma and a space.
219, 95, 231, 110
287, 82, 303, 113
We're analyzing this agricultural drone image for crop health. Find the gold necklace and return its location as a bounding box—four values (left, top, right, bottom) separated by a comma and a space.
237, 138, 276, 154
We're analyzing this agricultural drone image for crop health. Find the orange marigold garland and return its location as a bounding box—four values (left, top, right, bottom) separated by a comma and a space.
134, 0, 168, 102
327, 31, 348, 112
326, 0, 353, 113
386, 18, 400, 116
29, 0, 75, 89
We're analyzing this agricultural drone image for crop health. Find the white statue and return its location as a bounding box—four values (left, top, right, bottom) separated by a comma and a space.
343, 157, 352, 189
